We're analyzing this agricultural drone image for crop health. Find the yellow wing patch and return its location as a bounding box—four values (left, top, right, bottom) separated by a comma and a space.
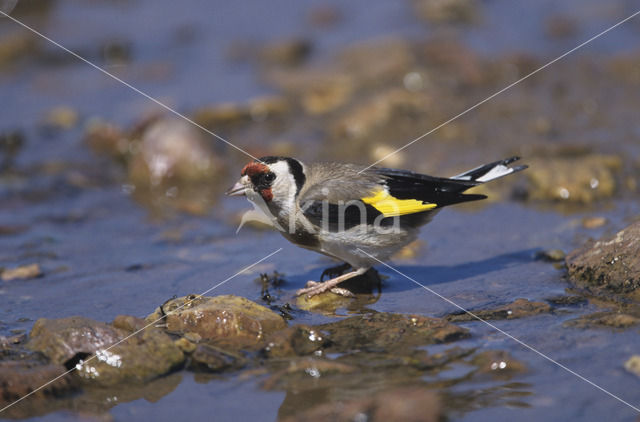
361, 190, 436, 217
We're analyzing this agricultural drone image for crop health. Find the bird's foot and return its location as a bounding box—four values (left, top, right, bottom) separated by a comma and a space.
320, 263, 352, 281
296, 268, 368, 298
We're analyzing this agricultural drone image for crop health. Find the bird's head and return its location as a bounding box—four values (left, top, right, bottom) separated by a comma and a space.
226, 156, 306, 212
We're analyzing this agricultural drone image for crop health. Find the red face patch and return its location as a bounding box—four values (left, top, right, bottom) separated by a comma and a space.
260, 188, 273, 202
241, 162, 269, 177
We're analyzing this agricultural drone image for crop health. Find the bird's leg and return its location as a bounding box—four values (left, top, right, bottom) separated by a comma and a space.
297, 267, 368, 297
320, 262, 352, 281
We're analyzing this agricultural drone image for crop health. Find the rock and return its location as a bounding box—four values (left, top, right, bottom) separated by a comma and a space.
525, 153, 622, 203
413, 0, 479, 25
260, 38, 312, 67
27, 315, 184, 386
544, 295, 587, 306
0, 130, 24, 171
83, 119, 129, 160
27, 316, 121, 365
470, 350, 527, 379
338, 38, 415, 86
566, 220, 640, 299
188, 344, 245, 373
318, 312, 469, 352
418, 38, 485, 86
263, 325, 330, 358
174, 337, 197, 354
147, 295, 287, 349
279, 387, 441, 422
0, 358, 78, 407
624, 355, 640, 378
582, 216, 607, 229
545, 15, 578, 39
42, 106, 79, 131
261, 357, 357, 391
0, 30, 37, 67
565, 312, 640, 329
127, 117, 223, 188
191, 102, 252, 128
265, 67, 353, 115
331, 88, 430, 143
1, 263, 42, 281
447, 298, 551, 322
534, 249, 566, 263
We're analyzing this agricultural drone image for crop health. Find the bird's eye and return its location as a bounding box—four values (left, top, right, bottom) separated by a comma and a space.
264, 172, 276, 183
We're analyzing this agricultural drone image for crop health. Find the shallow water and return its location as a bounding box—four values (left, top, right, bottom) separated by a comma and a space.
2, 0, 640, 421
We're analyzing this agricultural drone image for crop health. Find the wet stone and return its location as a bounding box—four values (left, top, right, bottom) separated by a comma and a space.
534, 249, 566, 263
259, 38, 312, 67
147, 295, 287, 349
447, 298, 551, 322
188, 344, 245, 373
127, 116, 223, 188
0, 358, 79, 408
413, 0, 478, 25
566, 220, 640, 300
280, 386, 441, 422
330, 88, 430, 143
27, 315, 184, 387
1, 263, 42, 281
544, 295, 587, 307
318, 312, 469, 352
262, 325, 330, 358
470, 350, 527, 379
338, 37, 415, 86
524, 153, 622, 204
624, 355, 640, 378
582, 216, 607, 229
564, 312, 640, 329
27, 316, 122, 365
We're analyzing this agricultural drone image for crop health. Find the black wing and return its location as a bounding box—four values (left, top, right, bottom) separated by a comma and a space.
373, 168, 487, 208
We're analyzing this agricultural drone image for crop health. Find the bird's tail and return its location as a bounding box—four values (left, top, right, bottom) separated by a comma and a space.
452, 156, 527, 183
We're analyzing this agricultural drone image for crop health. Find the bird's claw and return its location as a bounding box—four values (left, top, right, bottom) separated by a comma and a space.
296, 280, 356, 298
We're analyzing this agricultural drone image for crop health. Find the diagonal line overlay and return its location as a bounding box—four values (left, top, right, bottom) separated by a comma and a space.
358, 10, 640, 173
357, 248, 640, 413
0, 248, 282, 414
0, 10, 261, 163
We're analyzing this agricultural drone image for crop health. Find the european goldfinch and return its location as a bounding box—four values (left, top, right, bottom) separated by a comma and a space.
227, 156, 527, 297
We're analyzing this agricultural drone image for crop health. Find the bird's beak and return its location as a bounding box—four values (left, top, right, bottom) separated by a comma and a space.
226, 178, 248, 196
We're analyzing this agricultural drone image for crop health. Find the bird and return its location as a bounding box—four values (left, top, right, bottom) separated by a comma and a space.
226, 156, 527, 297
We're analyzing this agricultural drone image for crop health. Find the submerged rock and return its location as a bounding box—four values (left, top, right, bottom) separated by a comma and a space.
280, 387, 441, 422
318, 312, 468, 352
446, 298, 551, 322
188, 344, 245, 373
470, 350, 527, 379
262, 325, 330, 358
566, 220, 640, 300
147, 295, 287, 349
0, 357, 78, 407
564, 312, 640, 329
27, 315, 184, 386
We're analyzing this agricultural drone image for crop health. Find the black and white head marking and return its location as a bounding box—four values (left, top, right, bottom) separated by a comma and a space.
260, 156, 306, 196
